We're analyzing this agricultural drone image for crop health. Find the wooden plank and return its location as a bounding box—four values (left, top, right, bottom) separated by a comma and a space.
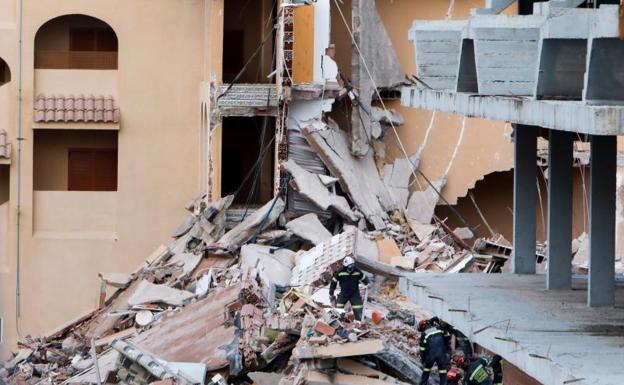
293, 5, 315, 84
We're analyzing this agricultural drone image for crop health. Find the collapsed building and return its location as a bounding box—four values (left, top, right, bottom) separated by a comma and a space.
3, 0, 624, 384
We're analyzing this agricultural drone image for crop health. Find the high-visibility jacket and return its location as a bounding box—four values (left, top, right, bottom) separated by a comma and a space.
329, 266, 369, 297
463, 358, 491, 385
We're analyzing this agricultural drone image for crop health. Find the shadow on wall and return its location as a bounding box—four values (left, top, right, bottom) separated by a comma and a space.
435, 168, 590, 243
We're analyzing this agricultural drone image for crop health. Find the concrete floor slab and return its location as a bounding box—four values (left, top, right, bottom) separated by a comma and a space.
399, 273, 624, 385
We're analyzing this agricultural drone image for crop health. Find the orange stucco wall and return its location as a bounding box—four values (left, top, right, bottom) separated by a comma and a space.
0, 0, 223, 347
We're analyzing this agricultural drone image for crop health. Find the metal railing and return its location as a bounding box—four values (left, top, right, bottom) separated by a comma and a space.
34, 50, 118, 70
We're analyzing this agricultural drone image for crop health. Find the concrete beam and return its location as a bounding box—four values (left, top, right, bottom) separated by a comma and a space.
513, 125, 537, 274
401, 87, 624, 135
588, 135, 617, 307
547, 130, 574, 290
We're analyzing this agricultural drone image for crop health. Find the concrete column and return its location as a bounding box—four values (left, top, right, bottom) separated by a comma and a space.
588, 135, 616, 307
547, 130, 573, 290
512, 125, 538, 274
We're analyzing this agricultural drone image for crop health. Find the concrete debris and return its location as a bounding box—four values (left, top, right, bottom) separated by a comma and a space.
5, 136, 515, 385
406, 179, 446, 225
285, 213, 333, 245
99, 272, 132, 288
217, 197, 285, 251
290, 229, 357, 288
383, 157, 416, 210
241, 244, 294, 286
283, 159, 359, 222
127, 280, 194, 307
453, 227, 474, 240
302, 120, 395, 230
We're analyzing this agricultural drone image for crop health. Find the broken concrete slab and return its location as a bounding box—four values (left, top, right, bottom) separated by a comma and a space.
345, 225, 379, 261
127, 280, 194, 307
301, 120, 394, 230
167, 253, 202, 278
248, 372, 285, 385
285, 213, 333, 245
86, 279, 143, 339
407, 220, 437, 242
98, 272, 131, 288
295, 339, 386, 359
241, 244, 294, 286
406, 179, 446, 225
307, 370, 408, 385
453, 227, 474, 240
217, 197, 285, 251
383, 158, 416, 210
65, 349, 120, 384
349, 0, 405, 156
171, 214, 197, 238
318, 174, 339, 186
283, 159, 359, 222
390, 256, 416, 270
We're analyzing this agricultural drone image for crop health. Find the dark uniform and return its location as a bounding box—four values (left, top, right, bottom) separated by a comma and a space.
430, 317, 473, 359
489, 355, 503, 385
418, 324, 450, 385
463, 357, 492, 385
329, 265, 369, 320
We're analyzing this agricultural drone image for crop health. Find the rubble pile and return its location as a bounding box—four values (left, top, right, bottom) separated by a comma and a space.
2, 122, 514, 385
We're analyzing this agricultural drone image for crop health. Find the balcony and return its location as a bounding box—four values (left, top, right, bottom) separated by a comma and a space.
33, 191, 117, 239
35, 50, 117, 70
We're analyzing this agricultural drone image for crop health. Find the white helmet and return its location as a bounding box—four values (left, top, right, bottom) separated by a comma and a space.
343, 256, 355, 267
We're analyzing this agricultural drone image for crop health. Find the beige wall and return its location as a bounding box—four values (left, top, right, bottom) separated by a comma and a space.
375, 0, 516, 204
1, 0, 210, 346
33, 191, 117, 237
35, 69, 119, 98
33, 129, 118, 191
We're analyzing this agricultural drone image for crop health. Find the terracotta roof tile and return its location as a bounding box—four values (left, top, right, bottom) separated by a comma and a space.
34, 94, 120, 124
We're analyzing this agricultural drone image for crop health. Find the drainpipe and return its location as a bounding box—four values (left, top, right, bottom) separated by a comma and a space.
15, 0, 24, 335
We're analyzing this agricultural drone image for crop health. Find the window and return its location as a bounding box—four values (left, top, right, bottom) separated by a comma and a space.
70, 28, 118, 52
68, 148, 117, 191
34, 15, 118, 70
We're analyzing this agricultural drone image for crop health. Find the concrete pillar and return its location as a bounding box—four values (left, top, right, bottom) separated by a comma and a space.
588, 135, 616, 307
512, 125, 537, 274
547, 130, 573, 290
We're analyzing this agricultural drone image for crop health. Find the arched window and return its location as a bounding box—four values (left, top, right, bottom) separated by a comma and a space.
0, 57, 10, 86
35, 14, 117, 70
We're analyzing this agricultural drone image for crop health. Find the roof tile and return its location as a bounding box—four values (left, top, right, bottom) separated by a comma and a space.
34, 94, 120, 124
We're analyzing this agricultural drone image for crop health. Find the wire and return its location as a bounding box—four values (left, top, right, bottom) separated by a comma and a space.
218, 5, 281, 100
332, 0, 473, 230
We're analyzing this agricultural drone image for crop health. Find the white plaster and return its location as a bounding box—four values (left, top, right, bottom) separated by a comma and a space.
313, 0, 331, 83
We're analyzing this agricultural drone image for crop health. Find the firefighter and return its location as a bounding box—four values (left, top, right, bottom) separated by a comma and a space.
489, 354, 503, 385
454, 353, 492, 385
329, 257, 369, 321
430, 316, 473, 359
417, 318, 450, 385
446, 367, 463, 385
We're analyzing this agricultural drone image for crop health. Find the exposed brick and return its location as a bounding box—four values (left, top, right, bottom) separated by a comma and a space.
314, 320, 336, 336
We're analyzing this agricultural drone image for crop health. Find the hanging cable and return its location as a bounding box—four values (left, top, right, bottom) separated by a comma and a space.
332, 0, 473, 230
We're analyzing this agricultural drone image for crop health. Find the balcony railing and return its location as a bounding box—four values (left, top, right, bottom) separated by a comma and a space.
35, 50, 118, 70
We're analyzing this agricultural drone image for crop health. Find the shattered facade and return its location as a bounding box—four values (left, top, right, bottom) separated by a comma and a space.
5, 0, 623, 384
